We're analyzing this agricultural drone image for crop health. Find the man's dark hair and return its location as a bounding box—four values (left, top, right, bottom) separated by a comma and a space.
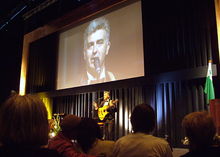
130, 103, 156, 133
76, 118, 102, 153
60, 114, 81, 139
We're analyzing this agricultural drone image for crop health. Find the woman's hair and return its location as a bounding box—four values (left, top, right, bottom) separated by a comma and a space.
182, 111, 216, 149
130, 103, 156, 133
0, 94, 49, 146
76, 118, 102, 153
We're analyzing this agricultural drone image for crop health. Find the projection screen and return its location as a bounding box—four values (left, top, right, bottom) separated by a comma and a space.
56, 1, 144, 90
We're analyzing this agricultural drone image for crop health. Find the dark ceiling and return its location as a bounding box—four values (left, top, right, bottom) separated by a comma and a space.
0, 0, 50, 31
0, 0, 24, 19
0, 0, 51, 19
0, 0, 91, 32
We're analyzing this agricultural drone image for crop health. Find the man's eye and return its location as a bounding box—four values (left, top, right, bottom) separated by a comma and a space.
88, 42, 94, 48
97, 39, 104, 45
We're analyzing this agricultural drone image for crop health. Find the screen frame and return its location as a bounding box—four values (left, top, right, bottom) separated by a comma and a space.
56, 0, 145, 90
20, 0, 148, 95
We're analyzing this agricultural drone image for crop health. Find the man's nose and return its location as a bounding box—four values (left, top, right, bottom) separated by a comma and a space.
92, 44, 97, 55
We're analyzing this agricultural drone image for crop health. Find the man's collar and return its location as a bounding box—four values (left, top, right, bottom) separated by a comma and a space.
87, 67, 106, 83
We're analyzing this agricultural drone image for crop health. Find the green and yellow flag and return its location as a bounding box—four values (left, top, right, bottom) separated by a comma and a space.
204, 60, 215, 104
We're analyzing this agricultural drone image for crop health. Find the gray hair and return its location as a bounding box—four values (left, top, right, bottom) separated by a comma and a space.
84, 17, 110, 49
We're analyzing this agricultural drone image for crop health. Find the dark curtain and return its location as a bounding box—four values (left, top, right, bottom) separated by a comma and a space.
52, 80, 206, 147
26, 33, 58, 93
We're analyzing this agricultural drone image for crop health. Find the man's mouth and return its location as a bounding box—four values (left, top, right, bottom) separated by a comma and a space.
91, 57, 98, 64
91, 58, 95, 64
92, 57, 101, 73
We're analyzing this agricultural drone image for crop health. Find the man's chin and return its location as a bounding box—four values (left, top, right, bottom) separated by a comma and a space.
88, 67, 96, 71
87, 68, 98, 74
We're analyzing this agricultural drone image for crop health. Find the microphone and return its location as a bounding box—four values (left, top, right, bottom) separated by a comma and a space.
98, 97, 103, 100
94, 58, 101, 74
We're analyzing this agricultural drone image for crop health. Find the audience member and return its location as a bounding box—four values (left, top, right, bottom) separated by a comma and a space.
77, 118, 115, 157
0, 94, 62, 157
112, 103, 173, 157
48, 114, 95, 157
181, 111, 220, 157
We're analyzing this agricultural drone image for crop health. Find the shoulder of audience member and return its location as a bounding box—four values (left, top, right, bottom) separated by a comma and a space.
98, 139, 115, 145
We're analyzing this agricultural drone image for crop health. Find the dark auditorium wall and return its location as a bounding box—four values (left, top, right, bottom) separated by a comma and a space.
144, 0, 218, 73
0, 17, 23, 104
8, 0, 220, 148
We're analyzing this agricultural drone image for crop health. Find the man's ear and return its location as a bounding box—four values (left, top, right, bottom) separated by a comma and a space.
105, 41, 111, 55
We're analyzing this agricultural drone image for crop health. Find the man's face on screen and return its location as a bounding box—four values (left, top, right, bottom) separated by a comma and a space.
84, 29, 110, 73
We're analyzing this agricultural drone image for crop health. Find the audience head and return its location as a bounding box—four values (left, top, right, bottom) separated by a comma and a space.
60, 114, 81, 139
182, 111, 216, 150
130, 103, 156, 133
77, 117, 102, 153
0, 94, 49, 147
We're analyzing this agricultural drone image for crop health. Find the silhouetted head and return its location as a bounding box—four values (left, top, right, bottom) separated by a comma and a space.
130, 103, 156, 133
0, 94, 49, 147
182, 111, 216, 150
77, 117, 102, 153
60, 114, 81, 140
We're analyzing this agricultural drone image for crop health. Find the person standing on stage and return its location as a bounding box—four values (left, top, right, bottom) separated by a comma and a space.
93, 91, 117, 140
81, 17, 116, 85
